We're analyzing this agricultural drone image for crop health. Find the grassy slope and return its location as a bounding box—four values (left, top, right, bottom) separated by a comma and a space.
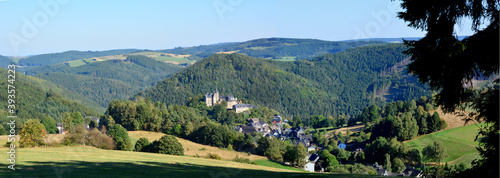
128, 131, 268, 161
0, 135, 367, 177
404, 124, 481, 165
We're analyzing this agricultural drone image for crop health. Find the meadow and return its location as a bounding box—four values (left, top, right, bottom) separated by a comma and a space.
0, 134, 374, 177
404, 124, 481, 166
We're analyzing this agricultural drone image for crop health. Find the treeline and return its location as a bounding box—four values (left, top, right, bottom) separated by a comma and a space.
26, 55, 182, 110
353, 97, 447, 142
17, 49, 142, 67
135, 44, 431, 119
160, 38, 383, 60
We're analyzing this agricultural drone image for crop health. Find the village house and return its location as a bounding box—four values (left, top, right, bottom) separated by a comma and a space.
304, 153, 320, 172
56, 122, 64, 134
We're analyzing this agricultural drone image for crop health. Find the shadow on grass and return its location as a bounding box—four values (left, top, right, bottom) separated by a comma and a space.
0, 161, 376, 177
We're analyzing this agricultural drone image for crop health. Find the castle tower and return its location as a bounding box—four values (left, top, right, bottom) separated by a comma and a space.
213, 86, 219, 105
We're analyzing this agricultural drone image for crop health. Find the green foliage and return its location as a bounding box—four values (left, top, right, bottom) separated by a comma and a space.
28, 55, 182, 110
423, 140, 447, 163
19, 119, 47, 147
205, 153, 221, 160
0, 68, 100, 125
392, 158, 406, 173
369, 99, 442, 141
0, 124, 6, 135
108, 124, 132, 151
17, 49, 141, 67
398, 1, 498, 176
233, 155, 257, 165
383, 154, 392, 172
63, 126, 115, 149
161, 38, 383, 60
40, 116, 57, 134
152, 135, 184, 156
134, 138, 150, 152
136, 44, 431, 119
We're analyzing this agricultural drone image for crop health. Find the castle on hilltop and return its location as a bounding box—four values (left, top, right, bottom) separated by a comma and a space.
205, 88, 238, 109
205, 88, 258, 113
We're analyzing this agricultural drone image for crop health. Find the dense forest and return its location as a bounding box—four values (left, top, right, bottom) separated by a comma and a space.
0, 67, 100, 129
134, 43, 431, 118
0, 55, 12, 68
161, 38, 385, 60
26, 55, 182, 111
17, 49, 143, 67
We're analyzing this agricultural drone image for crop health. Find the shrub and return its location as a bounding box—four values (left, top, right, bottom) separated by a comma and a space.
205, 153, 221, 160
108, 124, 132, 151
87, 129, 116, 150
41, 116, 58, 134
152, 135, 184, 156
233, 155, 257, 164
135, 138, 150, 152
19, 119, 47, 147
62, 127, 115, 150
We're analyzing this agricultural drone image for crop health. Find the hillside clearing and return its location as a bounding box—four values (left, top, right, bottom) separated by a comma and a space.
404, 124, 481, 165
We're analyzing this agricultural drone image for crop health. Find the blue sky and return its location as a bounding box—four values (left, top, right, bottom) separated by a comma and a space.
0, 0, 476, 56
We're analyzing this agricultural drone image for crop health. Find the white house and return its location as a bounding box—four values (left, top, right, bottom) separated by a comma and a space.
304, 153, 320, 172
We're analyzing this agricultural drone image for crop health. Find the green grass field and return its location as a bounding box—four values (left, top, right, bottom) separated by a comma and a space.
274, 56, 297, 61
404, 124, 481, 165
66, 60, 87, 67
155, 56, 191, 63
0, 146, 371, 177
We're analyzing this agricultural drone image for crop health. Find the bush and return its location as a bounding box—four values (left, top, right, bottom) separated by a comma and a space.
19, 119, 47, 147
62, 127, 115, 150
152, 135, 184, 156
108, 124, 132, 151
135, 138, 150, 152
87, 129, 116, 150
205, 153, 221, 160
233, 155, 257, 164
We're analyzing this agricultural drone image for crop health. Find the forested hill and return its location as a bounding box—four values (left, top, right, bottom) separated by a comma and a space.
160, 38, 385, 60
0, 67, 100, 125
0, 55, 11, 68
17, 49, 143, 67
133, 43, 431, 118
26, 55, 183, 111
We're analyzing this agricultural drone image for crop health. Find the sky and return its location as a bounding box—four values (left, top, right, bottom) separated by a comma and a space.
0, 0, 476, 56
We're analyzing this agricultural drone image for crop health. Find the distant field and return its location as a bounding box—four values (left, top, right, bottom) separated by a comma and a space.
155, 56, 191, 64
274, 56, 297, 61
128, 131, 267, 161
404, 124, 481, 166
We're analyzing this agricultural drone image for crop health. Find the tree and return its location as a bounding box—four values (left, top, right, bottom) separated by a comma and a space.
71, 112, 84, 124
397, 1, 498, 176
152, 135, 184, 156
108, 124, 132, 151
422, 140, 447, 163
325, 151, 340, 168
0, 125, 6, 135
40, 116, 58, 134
384, 153, 392, 172
392, 158, 406, 173
135, 138, 150, 152
19, 119, 47, 147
